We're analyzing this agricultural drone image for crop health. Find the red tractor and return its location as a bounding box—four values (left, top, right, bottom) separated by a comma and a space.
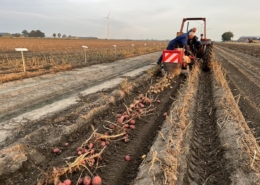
162, 17, 213, 75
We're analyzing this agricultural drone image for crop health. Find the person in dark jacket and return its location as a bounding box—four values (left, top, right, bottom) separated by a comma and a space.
157, 32, 195, 65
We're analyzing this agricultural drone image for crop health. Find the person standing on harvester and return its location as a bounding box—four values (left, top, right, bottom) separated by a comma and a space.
157, 31, 196, 65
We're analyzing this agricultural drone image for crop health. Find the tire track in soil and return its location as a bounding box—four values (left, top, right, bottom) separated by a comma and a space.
184, 71, 231, 185
214, 46, 260, 143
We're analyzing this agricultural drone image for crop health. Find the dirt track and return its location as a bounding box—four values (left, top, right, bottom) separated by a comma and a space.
1, 44, 260, 185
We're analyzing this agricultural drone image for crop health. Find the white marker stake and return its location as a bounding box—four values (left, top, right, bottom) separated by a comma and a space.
82, 46, 88, 62
15, 48, 28, 72
144, 43, 146, 53
113, 45, 117, 58
132, 44, 134, 53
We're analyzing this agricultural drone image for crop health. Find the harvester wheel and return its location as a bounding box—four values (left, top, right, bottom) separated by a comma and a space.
202, 44, 213, 71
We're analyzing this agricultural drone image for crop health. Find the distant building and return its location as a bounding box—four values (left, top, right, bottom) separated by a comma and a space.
68, 35, 79, 39
238, 36, 260, 42
0, 32, 12, 37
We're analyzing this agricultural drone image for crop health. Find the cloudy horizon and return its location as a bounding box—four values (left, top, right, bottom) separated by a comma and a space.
1, 0, 260, 41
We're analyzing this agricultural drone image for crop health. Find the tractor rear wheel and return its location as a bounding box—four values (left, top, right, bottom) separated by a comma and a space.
202, 44, 213, 71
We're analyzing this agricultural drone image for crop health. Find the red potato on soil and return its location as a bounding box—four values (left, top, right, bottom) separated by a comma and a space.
129, 119, 135, 125
139, 103, 145, 108
83, 175, 91, 185
129, 125, 136, 130
163, 112, 167, 117
77, 147, 82, 152
116, 114, 121, 118
124, 137, 130, 143
64, 143, 69, 147
125, 155, 131, 161
118, 116, 124, 124
123, 124, 129, 128
156, 100, 161, 103
91, 175, 102, 185
109, 124, 115, 129
101, 141, 106, 147
53, 148, 60, 153
63, 179, 71, 185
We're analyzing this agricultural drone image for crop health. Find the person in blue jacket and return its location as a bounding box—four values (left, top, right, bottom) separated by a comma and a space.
157, 31, 196, 65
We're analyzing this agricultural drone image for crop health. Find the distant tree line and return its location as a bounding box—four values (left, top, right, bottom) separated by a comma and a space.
11, 30, 46, 37
52, 33, 67, 38
19, 30, 45, 37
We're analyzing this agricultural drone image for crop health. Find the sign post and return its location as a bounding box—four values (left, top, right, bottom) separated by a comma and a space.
131, 44, 134, 53
113, 45, 117, 58
82, 46, 88, 62
15, 48, 28, 72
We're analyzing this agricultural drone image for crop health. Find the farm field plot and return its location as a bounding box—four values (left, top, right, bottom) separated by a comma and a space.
1, 43, 260, 185
215, 42, 260, 58
0, 38, 165, 83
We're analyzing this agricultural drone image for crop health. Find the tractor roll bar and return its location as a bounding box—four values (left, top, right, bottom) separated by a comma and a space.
180, 18, 206, 39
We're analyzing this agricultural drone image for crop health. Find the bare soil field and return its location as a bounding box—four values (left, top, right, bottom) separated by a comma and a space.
1, 43, 260, 185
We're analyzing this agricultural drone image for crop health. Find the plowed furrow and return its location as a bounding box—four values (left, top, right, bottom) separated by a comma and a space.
184, 72, 230, 185
215, 45, 260, 82
215, 44, 260, 69
214, 47, 260, 109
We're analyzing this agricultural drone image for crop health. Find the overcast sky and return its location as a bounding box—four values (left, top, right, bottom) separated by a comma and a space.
1, 0, 259, 41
